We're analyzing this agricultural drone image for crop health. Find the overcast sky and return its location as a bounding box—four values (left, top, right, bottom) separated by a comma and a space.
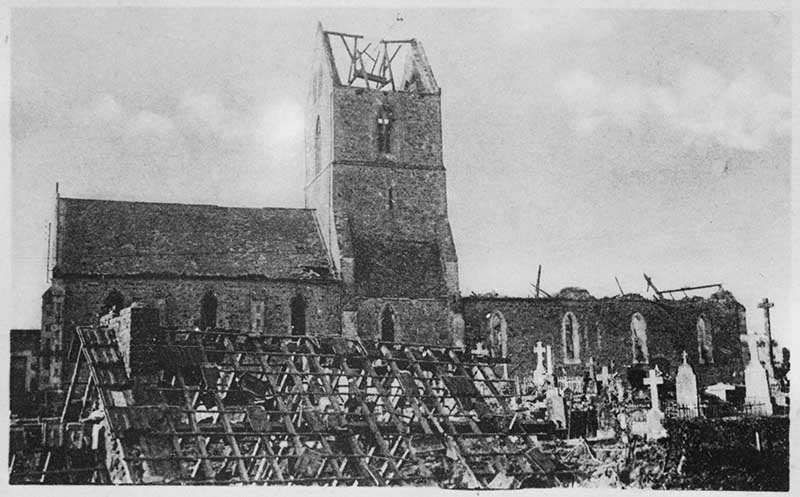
10, 7, 791, 344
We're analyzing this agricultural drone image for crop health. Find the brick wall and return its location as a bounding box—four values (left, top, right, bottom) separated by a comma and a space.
462, 293, 746, 387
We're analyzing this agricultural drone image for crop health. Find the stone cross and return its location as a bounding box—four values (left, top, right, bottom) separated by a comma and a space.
681, 350, 689, 364
757, 297, 775, 370
597, 365, 611, 386
643, 366, 664, 412
533, 341, 547, 372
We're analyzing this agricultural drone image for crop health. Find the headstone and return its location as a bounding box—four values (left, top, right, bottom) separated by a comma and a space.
533, 341, 547, 387
597, 366, 612, 389
546, 345, 554, 375
675, 351, 699, 418
546, 387, 567, 429
741, 332, 773, 416
643, 366, 664, 412
643, 366, 667, 440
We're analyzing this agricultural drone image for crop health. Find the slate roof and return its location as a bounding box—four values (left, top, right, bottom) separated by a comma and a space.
55, 197, 333, 280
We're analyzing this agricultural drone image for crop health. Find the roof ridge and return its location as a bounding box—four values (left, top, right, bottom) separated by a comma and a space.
60, 196, 316, 212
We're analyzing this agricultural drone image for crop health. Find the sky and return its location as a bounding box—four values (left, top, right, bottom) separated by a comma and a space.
8, 7, 792, 345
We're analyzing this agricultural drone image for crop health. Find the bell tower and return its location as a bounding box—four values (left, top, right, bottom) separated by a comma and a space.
305, 23, 459, 345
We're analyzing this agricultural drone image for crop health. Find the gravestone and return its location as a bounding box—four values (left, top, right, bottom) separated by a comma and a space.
741, 332, 773, 416
546, 387, 567, 429
533, 341, 547, 387
675, 351, 699, 418
597, 366, 612, 389
643, 367, 667, 440
545, 344, 555, 385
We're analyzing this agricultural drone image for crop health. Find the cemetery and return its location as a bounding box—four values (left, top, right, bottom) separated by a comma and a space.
8, 305, 790, 489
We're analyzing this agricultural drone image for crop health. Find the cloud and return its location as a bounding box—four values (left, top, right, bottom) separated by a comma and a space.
125, 110, 176, 137
256, 100, 305, 149
72, 94, 175, 138
178, 90, 251, 143
71, 93, 123, 127
555, 63, 790, 151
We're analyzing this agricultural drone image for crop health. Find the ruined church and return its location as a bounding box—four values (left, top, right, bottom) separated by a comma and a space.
34, 24, 747, 411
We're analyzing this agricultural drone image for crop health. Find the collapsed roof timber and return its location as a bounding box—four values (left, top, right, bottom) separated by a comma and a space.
11, 324, 573, 487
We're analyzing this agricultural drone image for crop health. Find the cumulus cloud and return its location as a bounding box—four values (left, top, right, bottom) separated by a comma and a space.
178, 90, 251, 143
555, 63, 790, 151
72, 93, 123, 126
72, 93, 175, 138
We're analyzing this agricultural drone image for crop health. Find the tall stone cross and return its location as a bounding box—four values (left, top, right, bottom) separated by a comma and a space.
643, 366, 664, 412
757, 298, 775, 369
681, 350, 689, 364
533, 341, 547, 372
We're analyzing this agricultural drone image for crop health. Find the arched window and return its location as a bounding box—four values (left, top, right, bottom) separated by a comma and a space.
376, 105, 392, 153
102, 289, 124, 317
200, 291, 218, 330
697, 316, 714, 364
290, 295, 307, 336
487, 311, 508, 359
562, 312, 580, 362
314, 116, 322, 176
631, 312, 648, 363
380, 305, 395, 342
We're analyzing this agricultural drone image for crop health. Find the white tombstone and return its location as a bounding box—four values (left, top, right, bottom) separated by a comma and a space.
675, 351, 699, 418
597, 366, 612, 388
741, 332, 773, 416
546, 386, 567, 429
532, 341, 547, 387
643, 367, 667, 439
546, 345, 554, 375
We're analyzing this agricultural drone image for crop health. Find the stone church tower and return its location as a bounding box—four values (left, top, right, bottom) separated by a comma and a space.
304, 24, 461, 344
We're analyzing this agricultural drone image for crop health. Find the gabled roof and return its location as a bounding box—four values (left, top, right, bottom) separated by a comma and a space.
55, 197, 333, 280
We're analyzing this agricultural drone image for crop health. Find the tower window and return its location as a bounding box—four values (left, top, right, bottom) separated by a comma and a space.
563, 312, 580, 362
376, 106, 392, 153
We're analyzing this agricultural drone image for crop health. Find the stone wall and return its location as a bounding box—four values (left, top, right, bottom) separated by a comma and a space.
56, 276, 343, 347
356, 297, 452, 345
332, 87, 443, 167
462, 292, 746, 387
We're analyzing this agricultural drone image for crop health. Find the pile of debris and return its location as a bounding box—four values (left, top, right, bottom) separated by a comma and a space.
10, 326, 577, 487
